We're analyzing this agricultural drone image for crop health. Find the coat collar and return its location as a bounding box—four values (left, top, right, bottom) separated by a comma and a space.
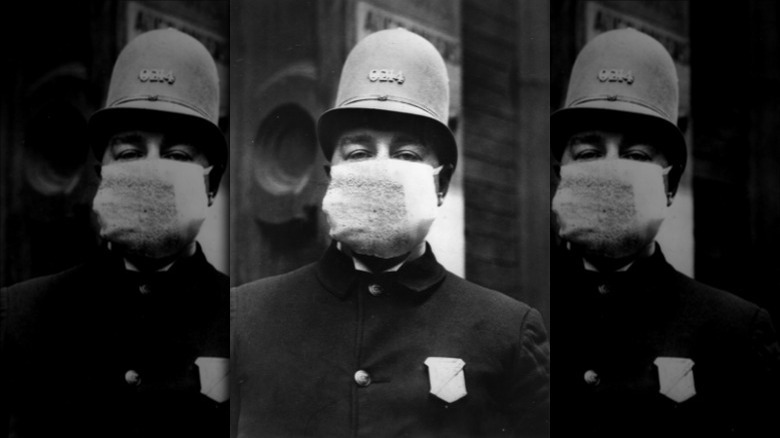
96, 243, 218, 296
316, 241, 447, 299
560, 242, 678, 301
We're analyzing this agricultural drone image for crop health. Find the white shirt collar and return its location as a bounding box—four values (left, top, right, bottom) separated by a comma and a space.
337, 241, 406, 273
123, 258, 175, 272
582, 257, 633, 273
109, 242, 176, 272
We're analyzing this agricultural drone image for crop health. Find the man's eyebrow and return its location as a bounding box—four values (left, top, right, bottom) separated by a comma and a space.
108, 132, 145, 147
568, 133, 603, 147
337, 134, 374, 148
391, 133, 423, 147
621, 133, 659, 149
162, 134, 196, 148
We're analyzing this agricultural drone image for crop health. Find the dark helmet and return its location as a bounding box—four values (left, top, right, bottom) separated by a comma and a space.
552, 28, 686, 193
89, 28, 226, 192
317, 28, 457, 168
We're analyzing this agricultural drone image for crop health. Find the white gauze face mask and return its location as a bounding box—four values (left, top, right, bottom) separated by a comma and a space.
322, 159, 441, 259
552, 159, 671, 260
93, 159, 211, 259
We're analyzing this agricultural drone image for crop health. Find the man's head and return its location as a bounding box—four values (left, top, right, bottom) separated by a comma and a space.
318, 28, 457, 170
90, 29, 224, 264
552, 29, 683, 267
552, 28, 685, 196
89, 28, 225, 196
318, 29, 455, 262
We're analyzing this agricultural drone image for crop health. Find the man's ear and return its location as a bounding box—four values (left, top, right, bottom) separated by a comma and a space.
663, 168, 676, 207
435, 164, 455, 206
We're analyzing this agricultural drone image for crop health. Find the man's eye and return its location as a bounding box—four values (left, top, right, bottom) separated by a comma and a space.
163, 151, 193, 162
115, 149, 143, 160
393, 151, 422, 161
573, 149, 601, 160
345, 149, 371, 160
623, 151, 651, 161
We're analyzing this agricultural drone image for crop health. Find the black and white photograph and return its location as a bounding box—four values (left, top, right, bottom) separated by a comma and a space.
0, 2, 229, 437
552, 0, 780, 436
3, 0, 780, 437
229, 0, 549, 436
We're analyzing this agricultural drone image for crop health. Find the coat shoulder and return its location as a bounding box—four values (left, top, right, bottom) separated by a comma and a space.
2, 264, 88, 313
441, 272, 539, 323
230, 263, 317, 309
671, 270, 763, 322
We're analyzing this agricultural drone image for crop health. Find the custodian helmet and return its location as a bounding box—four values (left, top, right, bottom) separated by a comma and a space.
317, 28, 457, 167
552, 28, 686, 193
88, 28, 226, 191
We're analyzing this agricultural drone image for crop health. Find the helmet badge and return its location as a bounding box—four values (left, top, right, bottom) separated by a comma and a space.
138, 68, 176, 85
368, 69, 405, 84
597, 68, 634, 85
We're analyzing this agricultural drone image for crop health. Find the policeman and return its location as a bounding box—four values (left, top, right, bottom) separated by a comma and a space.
1, 29, 228, 438
231, 28, 550, 437
552, 28, 780, 436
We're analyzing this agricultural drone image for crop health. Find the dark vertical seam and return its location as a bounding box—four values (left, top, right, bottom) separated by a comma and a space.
352, 279, 365, 438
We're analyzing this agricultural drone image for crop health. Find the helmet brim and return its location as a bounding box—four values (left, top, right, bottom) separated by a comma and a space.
317, 106, 457, 168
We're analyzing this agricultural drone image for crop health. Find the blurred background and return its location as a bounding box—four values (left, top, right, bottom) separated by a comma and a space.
552, 0, 780, 331
0, 0, 230, 283
229, 0, 551, 326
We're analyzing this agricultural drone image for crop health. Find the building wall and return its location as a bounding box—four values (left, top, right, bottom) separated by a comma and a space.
0, 2, 106, 287
462, 0, 551, 324
691, 1, 780, 329
229, 0, 330, 286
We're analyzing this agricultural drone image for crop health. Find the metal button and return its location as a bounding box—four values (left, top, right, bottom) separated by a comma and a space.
368, 283, 384, 296
354, 370, 372, 387
584, 369, 600, 386
597, 284, 609, 295
125, 370, 142, 386
139, 284, 152, 295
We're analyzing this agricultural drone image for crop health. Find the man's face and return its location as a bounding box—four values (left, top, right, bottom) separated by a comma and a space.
554, 129, 673, 264
330, 122, 451, 204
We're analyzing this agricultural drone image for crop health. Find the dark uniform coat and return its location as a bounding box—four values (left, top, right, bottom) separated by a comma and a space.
554, 243, 780, 437
230, 243, 550, 438
0, 245, 229, 438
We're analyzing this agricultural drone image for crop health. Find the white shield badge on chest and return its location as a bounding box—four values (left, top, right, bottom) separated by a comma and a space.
654, 357, 696, 403
424, 357, 467, 403
195, 356, 229, 403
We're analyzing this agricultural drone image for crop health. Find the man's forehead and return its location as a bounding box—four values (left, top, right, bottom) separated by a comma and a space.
108, 128, 200, 146
566, 129, 662, 147
335, 127, 425, 146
